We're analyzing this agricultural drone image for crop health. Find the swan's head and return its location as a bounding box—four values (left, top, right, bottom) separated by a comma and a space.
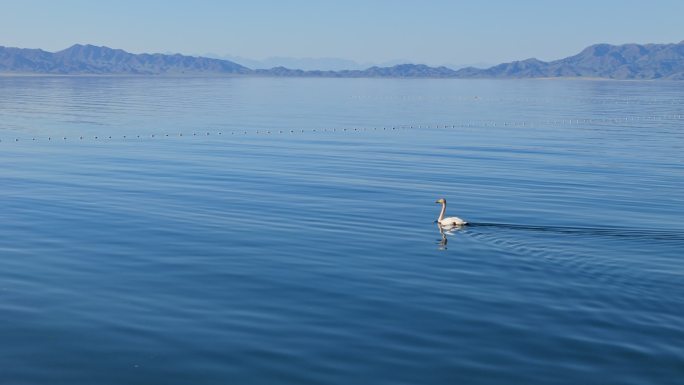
435, 198, 446, 204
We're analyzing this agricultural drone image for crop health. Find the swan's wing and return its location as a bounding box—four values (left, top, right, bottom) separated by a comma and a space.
441, 216, 467, 225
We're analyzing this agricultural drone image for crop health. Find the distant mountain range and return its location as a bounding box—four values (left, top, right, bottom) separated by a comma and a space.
2, 41, 684, 79
0, 44, 250, 75
457, 42, 684, 80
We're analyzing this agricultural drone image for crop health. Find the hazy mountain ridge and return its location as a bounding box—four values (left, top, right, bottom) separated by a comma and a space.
204, 54, 482, 71
253, 64, 459, 78
204, 54, 374, 71
2, 42, 684, 79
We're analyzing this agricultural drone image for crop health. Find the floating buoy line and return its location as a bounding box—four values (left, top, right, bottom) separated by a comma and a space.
1, 114, 682, 145
0, 125, 411, 144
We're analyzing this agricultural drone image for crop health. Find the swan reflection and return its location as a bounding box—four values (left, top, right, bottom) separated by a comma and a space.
436, 222, 466, 250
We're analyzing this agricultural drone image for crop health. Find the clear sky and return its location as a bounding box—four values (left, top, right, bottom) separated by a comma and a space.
1, 0, 683, 66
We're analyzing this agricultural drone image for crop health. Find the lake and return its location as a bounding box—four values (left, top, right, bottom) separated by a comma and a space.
1, 76, 683, 384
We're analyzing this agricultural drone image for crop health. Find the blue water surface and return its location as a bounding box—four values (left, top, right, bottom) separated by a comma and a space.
1, 77, 683, 384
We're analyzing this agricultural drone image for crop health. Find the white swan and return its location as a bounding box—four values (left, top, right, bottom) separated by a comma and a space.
435, 198, 467, 227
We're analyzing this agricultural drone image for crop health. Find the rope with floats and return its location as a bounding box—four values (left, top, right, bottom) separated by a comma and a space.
1, 114, 682, 144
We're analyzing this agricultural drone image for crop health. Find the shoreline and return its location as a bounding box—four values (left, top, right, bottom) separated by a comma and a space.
0, 72, 670, 81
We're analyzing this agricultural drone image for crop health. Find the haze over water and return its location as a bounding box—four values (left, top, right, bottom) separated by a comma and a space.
1, 77, 683, 384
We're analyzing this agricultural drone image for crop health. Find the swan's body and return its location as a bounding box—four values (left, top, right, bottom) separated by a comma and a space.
435, 198, 467, 227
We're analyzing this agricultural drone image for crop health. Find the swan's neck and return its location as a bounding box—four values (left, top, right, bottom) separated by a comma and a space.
438, 203, 446, 222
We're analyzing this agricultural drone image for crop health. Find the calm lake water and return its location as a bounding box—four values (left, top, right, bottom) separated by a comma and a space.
1, 76, 683, 384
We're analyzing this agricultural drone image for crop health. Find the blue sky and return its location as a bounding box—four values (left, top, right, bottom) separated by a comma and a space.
1, 0, 682, 65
